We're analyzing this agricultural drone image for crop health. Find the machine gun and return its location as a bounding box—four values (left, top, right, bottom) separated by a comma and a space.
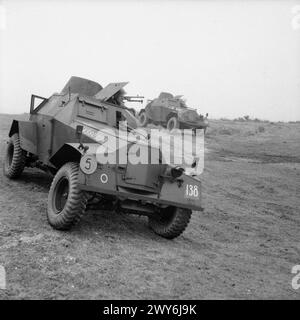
123, 95, 144, 104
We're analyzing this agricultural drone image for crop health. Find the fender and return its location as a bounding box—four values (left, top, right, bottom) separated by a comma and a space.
166, 112, 178, 121
9, 120, 37, 155
49, 142, 100, 168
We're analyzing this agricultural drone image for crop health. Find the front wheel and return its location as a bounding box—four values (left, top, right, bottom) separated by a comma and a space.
139, 110, 149, 127
148, 207, 192, 239
3, 133, 26, 179
166, 116, 179, 131
47, 162, 88, 230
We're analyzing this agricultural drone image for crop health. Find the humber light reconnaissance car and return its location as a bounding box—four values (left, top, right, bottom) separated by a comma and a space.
3, 77, 203, 239
139, 92, 209, 131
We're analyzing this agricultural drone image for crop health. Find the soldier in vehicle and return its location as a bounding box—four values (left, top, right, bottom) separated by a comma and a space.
107, 88, 139, 129
108, 88, 126, 107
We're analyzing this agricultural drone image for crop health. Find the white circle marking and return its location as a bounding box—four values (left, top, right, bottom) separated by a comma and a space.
100, 173, 108, 184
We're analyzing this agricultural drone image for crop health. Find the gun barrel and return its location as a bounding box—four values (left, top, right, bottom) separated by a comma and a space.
124, 95, 144, 99
123, 96, 144, 103
125, 99, 144, 103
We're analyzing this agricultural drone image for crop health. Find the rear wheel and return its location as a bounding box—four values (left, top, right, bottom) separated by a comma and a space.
148, 207, 192, 239
139, 110, 149, 127
47, 162, 88, 230
166, 116, 179, 131
3, 133, 26, 179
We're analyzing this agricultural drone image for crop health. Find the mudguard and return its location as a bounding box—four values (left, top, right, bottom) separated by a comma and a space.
49, 142, 100, 168
9, 120, 37, 155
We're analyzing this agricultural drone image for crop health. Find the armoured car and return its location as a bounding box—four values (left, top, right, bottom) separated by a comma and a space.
139, 92, 209, 131
3, 77, 203, 239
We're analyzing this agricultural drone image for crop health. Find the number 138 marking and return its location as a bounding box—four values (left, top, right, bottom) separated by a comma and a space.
185, 184, 199, 198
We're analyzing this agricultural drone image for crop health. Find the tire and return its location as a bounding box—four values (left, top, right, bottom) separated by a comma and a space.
148, 207, 192, 239
3, 133, 26, 179
139, 111, 149, 127
128, 108, 136, 117
166, 116, 179, 131
47, 162, 88, 230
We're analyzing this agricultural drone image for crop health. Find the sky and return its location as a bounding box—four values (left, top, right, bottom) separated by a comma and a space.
0, 0, 300, 121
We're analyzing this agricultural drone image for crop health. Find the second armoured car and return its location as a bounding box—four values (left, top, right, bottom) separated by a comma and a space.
139, 92, 209, 131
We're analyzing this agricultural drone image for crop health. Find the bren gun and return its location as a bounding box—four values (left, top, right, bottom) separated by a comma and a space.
123, 95, 144, 104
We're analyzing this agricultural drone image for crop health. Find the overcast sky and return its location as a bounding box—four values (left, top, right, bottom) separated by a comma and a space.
0, 0, 299, 121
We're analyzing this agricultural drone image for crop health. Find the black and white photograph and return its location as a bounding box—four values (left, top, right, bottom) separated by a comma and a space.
0, 0, 299, 306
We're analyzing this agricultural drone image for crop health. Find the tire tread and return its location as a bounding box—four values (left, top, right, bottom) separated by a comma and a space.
47, 162, 88, 230
3, 133, 26, 179
148, 207, 192, 239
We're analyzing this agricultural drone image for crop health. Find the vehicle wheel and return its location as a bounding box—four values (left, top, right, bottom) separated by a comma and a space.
47, 162, 88, 230
148, 207, 192, 239
139, 110, 149, 127
166, 116, 179, 131
128, 108, 136, 117
3, 133, 26, 179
